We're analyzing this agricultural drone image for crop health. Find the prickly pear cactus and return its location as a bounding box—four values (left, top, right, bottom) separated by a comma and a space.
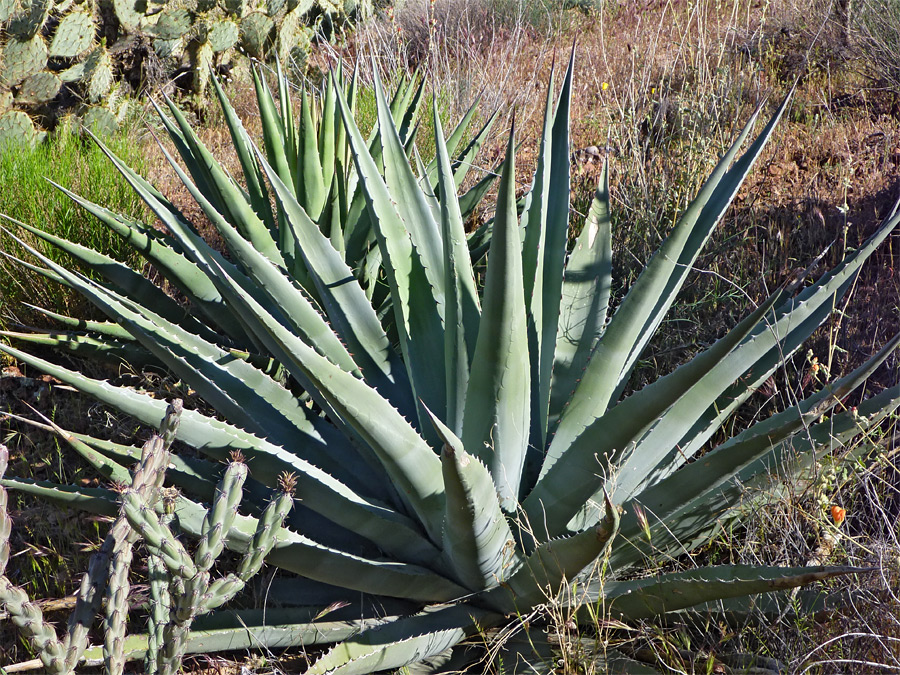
0, 108, 42, 147
0, 0, 366, 143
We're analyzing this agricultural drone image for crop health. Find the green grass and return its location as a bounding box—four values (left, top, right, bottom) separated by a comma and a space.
0, 123, 151, 331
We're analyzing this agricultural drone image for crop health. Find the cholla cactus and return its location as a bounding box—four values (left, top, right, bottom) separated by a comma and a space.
117, 454, 294, 674
0, 400, 181, 674
0, 400, 296, 674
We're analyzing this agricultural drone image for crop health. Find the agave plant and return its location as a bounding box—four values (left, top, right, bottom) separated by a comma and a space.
1, 50, 899, 673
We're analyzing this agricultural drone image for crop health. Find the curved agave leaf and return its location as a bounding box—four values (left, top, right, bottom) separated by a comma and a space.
486, 491, 618, 613
597, 565, 870, 620
551, 94, 792, 457
427, 409, 521, 591
20, 304, 156, 341
306, 604, 499, 675
198, 255, 447, 543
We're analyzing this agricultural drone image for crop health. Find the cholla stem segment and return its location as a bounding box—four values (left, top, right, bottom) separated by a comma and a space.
0, 401, 183, 675
149, 469, 296, 674
2, 399, 286, 674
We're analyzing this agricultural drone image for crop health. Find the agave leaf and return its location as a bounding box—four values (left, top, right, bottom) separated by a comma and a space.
395, 72, 426, 145
84, 130, 190, 229
2, 217, 221, 346
526, 286, 784, 536
623, 329, 900, 502
1, 478, 119, 516
654, 587, 859, 626
336, 71, 447, 433
598, 565, 870, 620
153, 99, 287, 271
0, 329, 156, 368
17, 304, 134, 340
424, 408, 521, 591
277, 60, 299, 184
298, 86, 327, 220
0, 250, 66, 286
160, 139, 367, 383
253, 143, 415, 416
372, 69, 448, 424
319, 72, 338, 201
462, 124, 530, 511
433, 98, 482, 434
19, 410, 134, 485
443, 97, 482, 158
210, 73, 276, 237
307, 603, 498, 675
522, 51, 574, 451
324, 161, 349, 256
6, 413, 223, 502
521, 68, 556, 448
47, 180, 248, 343
613, 383, 900, 569
487, 492, 619, 613
449, 109, 499, 190
639, 205, 900, 484
554, 94, 792, 453
425, 103, 498, 194
460, 168, 500, 224
47, 179, 187, 258
84, 619, 386, 668
21, 606, 395, 671
413, 145, 439, 220
549, 163, 612, 428
252, 67, 294, 195
0, 344, 407, 529
200, 256, 448, 544
341, 60, 360, 172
